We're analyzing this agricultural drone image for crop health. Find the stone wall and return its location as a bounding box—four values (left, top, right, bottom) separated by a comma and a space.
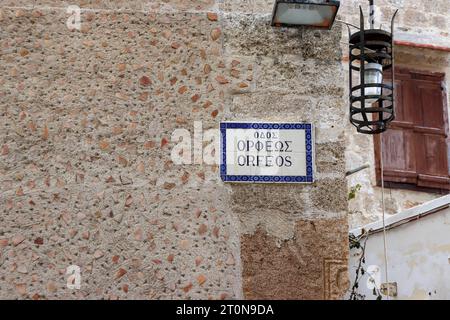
223, 12, 349, 299
340, 0, 450, 47
0, 1, 349, 299
346, 44, 450, 229
340, 0, 450, 229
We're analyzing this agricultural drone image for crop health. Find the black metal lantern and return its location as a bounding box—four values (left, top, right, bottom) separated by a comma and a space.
349, 1, 398, 134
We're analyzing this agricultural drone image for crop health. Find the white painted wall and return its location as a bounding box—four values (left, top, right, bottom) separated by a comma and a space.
348, 196, 450, 300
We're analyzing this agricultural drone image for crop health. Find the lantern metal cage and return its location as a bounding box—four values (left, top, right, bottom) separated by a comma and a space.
349, 7, 398, 134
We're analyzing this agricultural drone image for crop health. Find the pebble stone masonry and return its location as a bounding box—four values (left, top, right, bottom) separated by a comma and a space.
0, 0, 349, 300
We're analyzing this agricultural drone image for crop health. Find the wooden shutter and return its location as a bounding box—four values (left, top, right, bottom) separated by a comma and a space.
414, 73, 450, 189
375, 68, 450, 191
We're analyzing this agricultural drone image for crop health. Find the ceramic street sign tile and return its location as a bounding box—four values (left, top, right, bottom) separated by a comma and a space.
220, 122, 315, 183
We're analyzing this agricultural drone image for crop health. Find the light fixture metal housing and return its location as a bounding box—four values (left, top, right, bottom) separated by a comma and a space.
271, 0, 340, 29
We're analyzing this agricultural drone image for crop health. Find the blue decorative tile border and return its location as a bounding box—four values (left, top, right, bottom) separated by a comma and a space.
220, 122, 314, 184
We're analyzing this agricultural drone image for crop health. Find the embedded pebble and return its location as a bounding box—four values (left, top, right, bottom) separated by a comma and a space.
12, 235, 25, 246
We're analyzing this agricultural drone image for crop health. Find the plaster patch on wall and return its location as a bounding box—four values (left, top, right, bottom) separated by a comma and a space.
242, 218, 349, 300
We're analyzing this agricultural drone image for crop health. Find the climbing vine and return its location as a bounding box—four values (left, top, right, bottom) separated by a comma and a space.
348, 231, 383, 300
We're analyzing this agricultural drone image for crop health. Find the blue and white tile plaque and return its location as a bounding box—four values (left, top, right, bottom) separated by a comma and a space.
220, 122, 315, 183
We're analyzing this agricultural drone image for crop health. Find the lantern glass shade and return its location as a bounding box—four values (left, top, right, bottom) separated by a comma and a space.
348, 9, 398, 134
364, 63, 383, 103
271, 0, 340, 29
